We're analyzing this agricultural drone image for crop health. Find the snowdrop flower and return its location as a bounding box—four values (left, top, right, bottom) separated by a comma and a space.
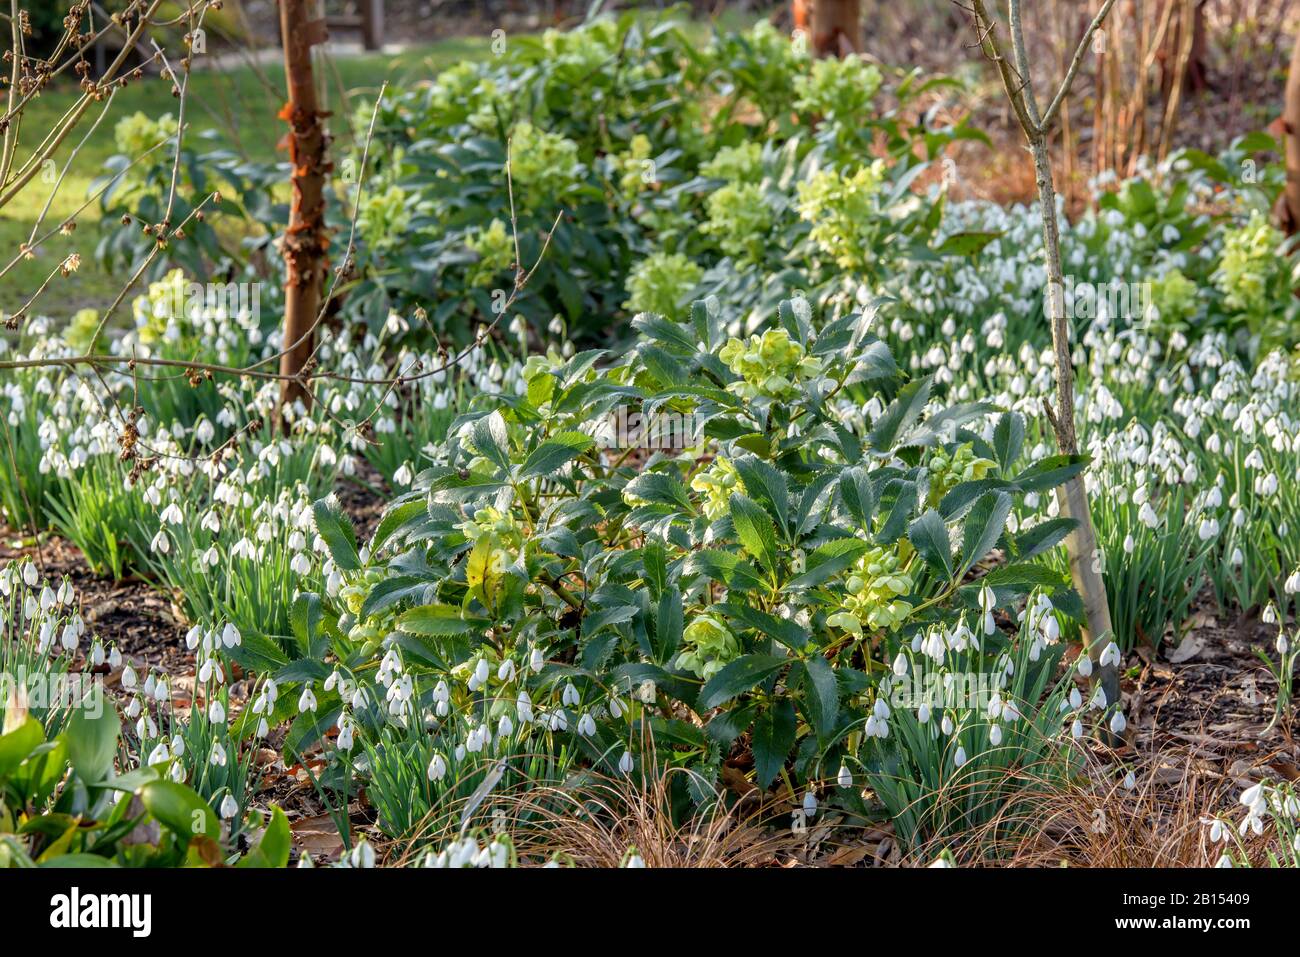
619, 750, 634, 774
1099, 641, 1120, 668
576, 712, 597, 737
562, 682, 580, 707
1123, 770, 1136, 790
298, 685, 317, 713
221, 622, 241, 648
349, 841, 376, 869
1285, 568, 1300, 595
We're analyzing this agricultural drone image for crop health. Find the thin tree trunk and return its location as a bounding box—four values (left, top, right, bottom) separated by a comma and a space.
794, 0, 863, 57
967, 0, 1120, 713
277, 0, 330, 420
1031, 134, 1120, 711
1274, 29, 1300, 237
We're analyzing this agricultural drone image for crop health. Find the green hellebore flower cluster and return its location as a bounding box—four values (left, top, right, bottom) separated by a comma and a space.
826, 546, 915, 635
689, 456, 745, 520
465, 218, 514, 288
1149, 267, 1198, 327
1214, 210, 1283, 317
700, 182, 773, 262
614, 134, 655, 199
359, 183, 415, 252
793, 55, 883, 120
796, 161, 887, 271
674, 613, 740, 680
717, 327, 823, 402
508, 121, 582, 198
701, 142, 763, 184
927, 443, 996, 505
624, 251, 704, 318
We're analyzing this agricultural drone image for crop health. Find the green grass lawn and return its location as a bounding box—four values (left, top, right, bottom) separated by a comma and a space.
0, 35, 491, 323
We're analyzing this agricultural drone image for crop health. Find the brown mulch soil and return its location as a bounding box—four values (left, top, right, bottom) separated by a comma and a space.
1124, 594, 1298, 789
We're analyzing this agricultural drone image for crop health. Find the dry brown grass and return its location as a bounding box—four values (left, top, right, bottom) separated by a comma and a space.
923, 743, 1231, 867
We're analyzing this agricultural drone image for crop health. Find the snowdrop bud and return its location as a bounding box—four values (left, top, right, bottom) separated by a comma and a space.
1209, 819, 1224, 843
918, 703, 932, 724
427, 752, 447, 781
892, 652, 908, 677
1077, 654, 1093, 677
1123, 770, 1136, 790
802, 791, 818, 818
530, 647, 544, 672
121, 664, 138, 690
954, 746, 967, 768
185, 625, 202, 650
219, 794, 239, 820
1214, 854, 1233, 868
837, 764, 852, 788
618, 750, 634, 774
1109, 710, 1126, 734
941, 714, 954, 735
1071, 719, 1084, 739
474, 658, 491, 686
989, 723, 1003, 746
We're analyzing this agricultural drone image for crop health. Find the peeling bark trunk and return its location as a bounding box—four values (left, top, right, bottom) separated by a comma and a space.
1274, 30, 1300, 237
1032, 133, 1120, 710
277, 0, 330, 421
794, 0, 862, 58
